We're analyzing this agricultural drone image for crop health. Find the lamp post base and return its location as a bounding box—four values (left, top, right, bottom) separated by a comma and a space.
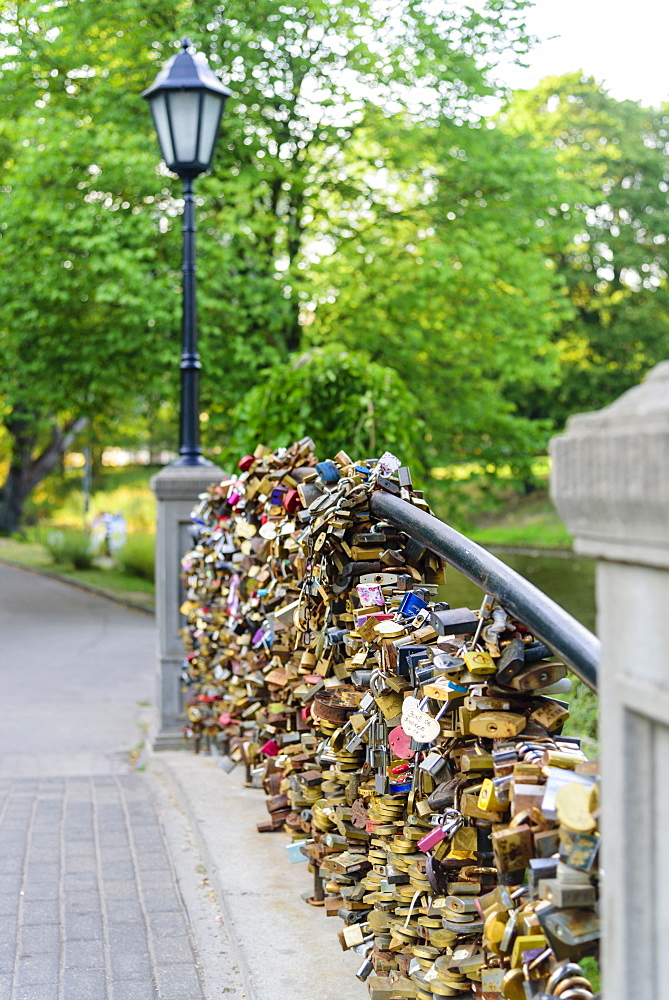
170, 453, 216, 468
151, 463, 224, 747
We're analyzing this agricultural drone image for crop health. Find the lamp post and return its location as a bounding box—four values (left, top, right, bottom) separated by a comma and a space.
142, 38, 231, 466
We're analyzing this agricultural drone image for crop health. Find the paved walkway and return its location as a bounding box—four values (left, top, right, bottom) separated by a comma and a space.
0, 563, 245, 1000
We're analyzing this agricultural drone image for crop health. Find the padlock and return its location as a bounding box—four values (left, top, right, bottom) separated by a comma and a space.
491, 825, 534, 874
469, 711, 527, 739
179, 438, 601, 1000
430, 607, 478, 636
508, 662, 567, 691
463, 650, 496, 675
478, 777, 508, 813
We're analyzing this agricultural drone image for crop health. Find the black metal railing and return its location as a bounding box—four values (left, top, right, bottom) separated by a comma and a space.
369, 491, 599, 692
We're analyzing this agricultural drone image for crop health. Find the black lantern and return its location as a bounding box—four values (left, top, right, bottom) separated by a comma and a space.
143, 39, 231, 465
142, 38, 231, 178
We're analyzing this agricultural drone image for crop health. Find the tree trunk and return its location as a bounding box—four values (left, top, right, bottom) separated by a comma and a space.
0, 412, 88, 534
0, 466, 29, 536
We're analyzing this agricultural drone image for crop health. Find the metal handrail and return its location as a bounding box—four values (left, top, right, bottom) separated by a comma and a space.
369, 491, 599, 692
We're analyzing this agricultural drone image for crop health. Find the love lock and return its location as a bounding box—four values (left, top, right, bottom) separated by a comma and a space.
369, 669, 403, 723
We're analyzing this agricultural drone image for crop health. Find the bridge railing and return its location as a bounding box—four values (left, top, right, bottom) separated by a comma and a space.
369, 490, 599, 692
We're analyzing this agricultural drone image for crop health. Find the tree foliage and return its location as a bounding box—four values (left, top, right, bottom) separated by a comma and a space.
304, 117, 575, 476
227, 343, 424, 465
0, 0, 583, 531
502, 73, 669, 423
0, 0, 544, 530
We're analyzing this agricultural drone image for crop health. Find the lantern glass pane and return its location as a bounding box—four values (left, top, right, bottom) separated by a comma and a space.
168, 90, 200, 164
198, 92, 223, 167
149, 92, 175, 167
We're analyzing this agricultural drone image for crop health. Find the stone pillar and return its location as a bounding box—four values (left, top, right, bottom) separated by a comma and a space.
151, 464, 222, 749
550, 361, 669, 1000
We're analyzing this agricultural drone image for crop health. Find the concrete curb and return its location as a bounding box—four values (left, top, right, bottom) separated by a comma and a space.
0, 556, 154, 615
150, 749, 366, 1000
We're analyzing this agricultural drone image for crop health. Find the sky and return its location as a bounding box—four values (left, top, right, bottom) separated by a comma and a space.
496, 0, 669, 107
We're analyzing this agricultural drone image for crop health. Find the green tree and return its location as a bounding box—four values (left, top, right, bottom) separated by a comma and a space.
303, 117, 576, 480
0, 105, 178, 531
0, 0, 538, 531
228, 343, 424, 463
502, 73, 669, 423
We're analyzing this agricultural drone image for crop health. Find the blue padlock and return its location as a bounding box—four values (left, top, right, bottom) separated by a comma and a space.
316, 460, 340, 483
270, 486, 288, 505
285, 839, 312, 863
398, 592, 428, 618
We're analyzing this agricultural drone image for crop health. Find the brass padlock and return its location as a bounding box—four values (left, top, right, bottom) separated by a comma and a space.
469, 711, 527, 739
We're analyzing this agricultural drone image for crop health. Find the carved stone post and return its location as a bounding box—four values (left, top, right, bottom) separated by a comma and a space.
550, 361, 669, 1000
151, 464, 221, 749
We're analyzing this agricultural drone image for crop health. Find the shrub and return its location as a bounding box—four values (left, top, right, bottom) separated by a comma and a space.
115, 533, 155, 582
45, 529, 94, 570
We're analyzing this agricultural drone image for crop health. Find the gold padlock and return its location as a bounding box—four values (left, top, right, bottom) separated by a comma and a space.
478, 777, 507, 813
374, 689, 404, 721
469, 711, 527, 739
463, 650, 496, 674
530, 700, 570, 731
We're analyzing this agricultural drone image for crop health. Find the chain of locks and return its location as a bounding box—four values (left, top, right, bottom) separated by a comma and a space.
180, 438, 601, 1000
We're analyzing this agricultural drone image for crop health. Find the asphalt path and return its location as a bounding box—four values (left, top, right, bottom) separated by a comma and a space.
0, 562, 155, 775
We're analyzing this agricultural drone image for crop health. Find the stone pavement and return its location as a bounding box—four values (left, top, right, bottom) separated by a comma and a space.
0, 562, 246, 1000
0, 774, 210, 1000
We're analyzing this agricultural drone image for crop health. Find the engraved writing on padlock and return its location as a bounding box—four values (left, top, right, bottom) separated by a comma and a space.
401, 696, 441, 742
397, 591, 427, 617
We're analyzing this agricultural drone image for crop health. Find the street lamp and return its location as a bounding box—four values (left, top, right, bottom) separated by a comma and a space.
142, 38, 231, 466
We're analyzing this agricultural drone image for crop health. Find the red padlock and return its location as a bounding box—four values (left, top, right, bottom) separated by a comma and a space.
389, 725, 415, 760
283, 488, 302, 514
238, 455, 255, 471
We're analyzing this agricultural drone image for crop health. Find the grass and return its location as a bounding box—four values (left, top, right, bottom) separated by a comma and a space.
563, 678, 599, 753
44, 528, 95, 570
469, 493, 573, 550
4, 466, 161, 606
580, 957, 600, 993
115, 533, 155, 582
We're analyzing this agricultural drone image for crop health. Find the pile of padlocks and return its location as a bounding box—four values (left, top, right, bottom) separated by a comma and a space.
180, 439, 600, 1000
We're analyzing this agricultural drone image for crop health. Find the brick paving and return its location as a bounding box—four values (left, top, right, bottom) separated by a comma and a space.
0, 774, 206, 1000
